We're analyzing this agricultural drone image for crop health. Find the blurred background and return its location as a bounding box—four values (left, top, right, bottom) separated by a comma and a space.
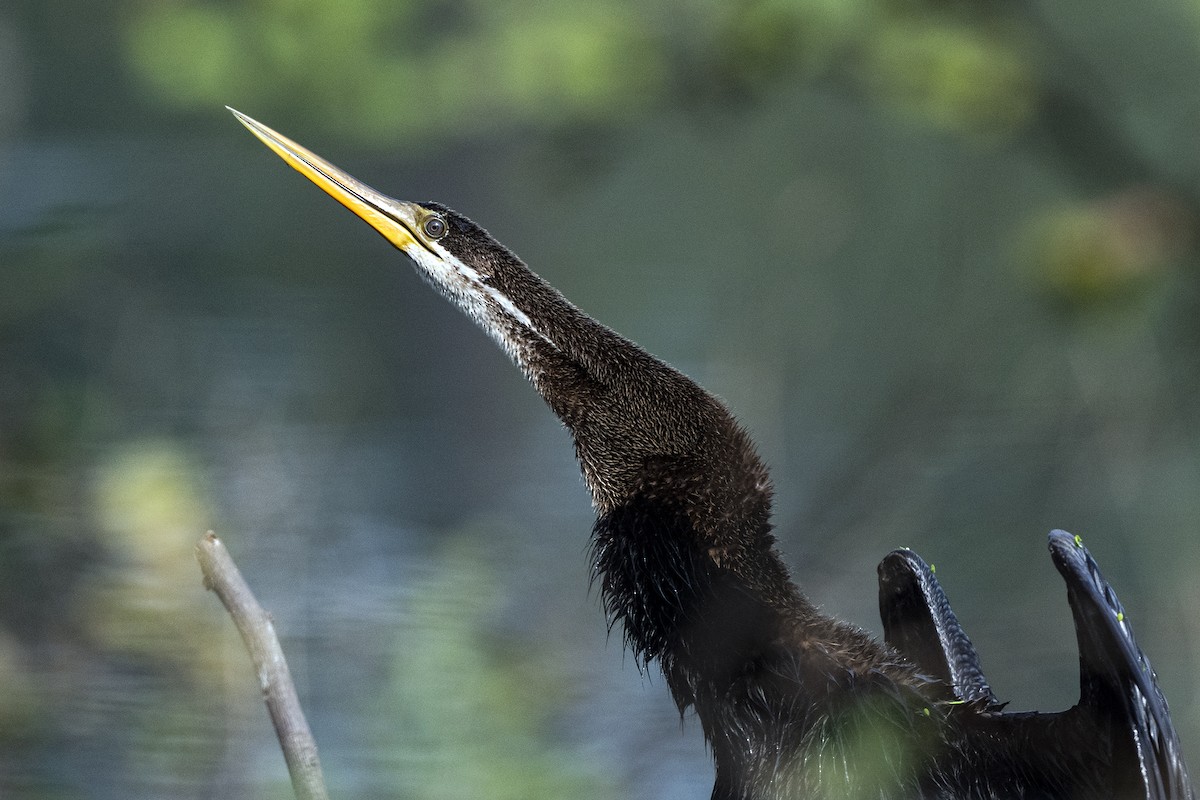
3, 0, 1200, 797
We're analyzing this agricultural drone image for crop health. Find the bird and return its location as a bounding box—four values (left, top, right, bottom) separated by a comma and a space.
229, 107, 1194, 800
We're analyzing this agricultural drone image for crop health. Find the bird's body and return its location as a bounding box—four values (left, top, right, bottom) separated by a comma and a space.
230, 109, 1194, 799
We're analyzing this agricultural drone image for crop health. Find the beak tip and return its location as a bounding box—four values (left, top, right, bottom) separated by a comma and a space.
226, 106, 258, 133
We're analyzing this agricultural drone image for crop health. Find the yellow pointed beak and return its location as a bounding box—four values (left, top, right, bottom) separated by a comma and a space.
228, 107, 425, 253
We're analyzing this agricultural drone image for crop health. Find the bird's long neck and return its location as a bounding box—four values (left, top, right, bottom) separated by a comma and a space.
430, 232, 836, 722
490, 262, 813, 701
486, 259, 646, 401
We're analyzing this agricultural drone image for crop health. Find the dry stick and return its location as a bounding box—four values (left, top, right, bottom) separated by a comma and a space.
196, 531, 330, 800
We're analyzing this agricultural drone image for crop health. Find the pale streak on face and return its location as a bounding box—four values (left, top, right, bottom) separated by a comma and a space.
405, 242, 559, 369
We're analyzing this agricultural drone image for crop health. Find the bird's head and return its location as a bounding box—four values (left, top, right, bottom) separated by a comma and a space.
229, 109, 548, 366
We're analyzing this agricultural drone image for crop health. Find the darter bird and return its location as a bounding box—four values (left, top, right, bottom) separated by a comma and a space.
230, 108, 1193, 800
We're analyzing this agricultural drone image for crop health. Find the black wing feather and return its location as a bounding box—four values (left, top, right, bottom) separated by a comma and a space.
1050, 529, 1194, 800
878, 548, 1001, 708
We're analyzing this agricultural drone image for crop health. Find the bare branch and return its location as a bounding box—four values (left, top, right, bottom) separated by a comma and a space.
196, 531, 330, 800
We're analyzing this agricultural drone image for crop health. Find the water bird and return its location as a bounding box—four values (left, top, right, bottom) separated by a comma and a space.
229, 108, 1193, 800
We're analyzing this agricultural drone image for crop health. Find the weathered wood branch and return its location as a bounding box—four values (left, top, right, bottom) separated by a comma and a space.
195, 531, 329, 800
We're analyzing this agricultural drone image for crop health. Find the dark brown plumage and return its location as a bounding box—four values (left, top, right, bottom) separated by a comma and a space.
231, 109, 1194, 800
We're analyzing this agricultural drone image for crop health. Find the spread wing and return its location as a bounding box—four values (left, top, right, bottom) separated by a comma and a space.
878, 548, 1001, 708
878, 535, 1192, 798
1049, 530, 1194, 800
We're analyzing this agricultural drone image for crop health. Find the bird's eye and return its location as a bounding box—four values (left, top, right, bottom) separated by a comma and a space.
422, 215, 448, 240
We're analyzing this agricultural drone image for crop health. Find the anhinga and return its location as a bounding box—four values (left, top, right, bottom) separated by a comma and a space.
229, 108, 1194, 800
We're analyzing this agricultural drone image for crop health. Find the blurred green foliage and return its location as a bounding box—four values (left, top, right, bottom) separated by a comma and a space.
125, 0, 666, 144
1022, 190, 1189, 310
376, 538, 617, 800
88, 441, 218, 668
862, 20, 1035, 138
787, 698, 937, 800
120, 0, 1041, 144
